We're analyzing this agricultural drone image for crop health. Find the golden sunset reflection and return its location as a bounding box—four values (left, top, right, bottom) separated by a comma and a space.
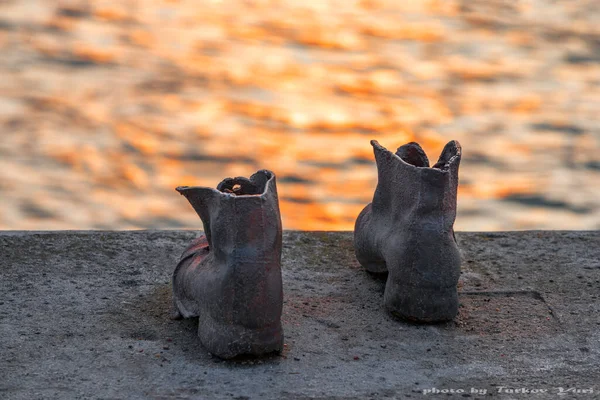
1, 0, 599, 231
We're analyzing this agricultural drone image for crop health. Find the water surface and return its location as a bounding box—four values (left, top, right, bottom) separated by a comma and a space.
0, 0, 599, 230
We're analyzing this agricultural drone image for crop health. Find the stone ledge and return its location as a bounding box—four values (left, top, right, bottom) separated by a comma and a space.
1, 231, 599, 399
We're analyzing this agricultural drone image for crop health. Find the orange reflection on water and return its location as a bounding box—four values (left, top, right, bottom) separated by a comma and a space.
0, 0, 599, 231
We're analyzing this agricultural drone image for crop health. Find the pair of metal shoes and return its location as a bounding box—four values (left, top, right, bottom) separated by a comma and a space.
172, 139, 462, 359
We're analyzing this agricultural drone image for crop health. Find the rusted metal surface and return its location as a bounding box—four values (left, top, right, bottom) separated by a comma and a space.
355, 140, 462, 322
173, 170, 284, 358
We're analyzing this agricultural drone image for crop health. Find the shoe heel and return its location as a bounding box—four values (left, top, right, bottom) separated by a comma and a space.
384, 284, 459, 323
198, 312, 284, 359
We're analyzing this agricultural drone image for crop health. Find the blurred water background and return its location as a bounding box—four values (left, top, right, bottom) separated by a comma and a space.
1, 0, 599, 231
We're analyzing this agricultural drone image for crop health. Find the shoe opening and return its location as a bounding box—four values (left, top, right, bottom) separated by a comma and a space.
216, 170, 273, 196
373, 139, 461, 172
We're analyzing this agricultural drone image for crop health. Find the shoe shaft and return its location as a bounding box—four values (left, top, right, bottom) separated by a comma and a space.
178, 171, 282, 265
371, 141, 459, 232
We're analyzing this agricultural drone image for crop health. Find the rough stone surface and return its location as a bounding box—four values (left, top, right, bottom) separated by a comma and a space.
1, 231, 599, 399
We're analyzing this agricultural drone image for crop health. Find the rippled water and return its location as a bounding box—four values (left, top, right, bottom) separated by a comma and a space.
1, 0, 599, 231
